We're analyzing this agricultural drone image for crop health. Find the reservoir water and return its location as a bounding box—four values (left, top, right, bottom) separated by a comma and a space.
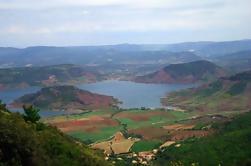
0, 81, 195, 116
0, 86, 40, 104
77, 80, 195, 109
0, 87, 66, 117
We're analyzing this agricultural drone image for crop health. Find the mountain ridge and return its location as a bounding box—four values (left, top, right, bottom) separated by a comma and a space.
0, 64, 100, 90
135, 60, 226, 84
162, 70, 251, 112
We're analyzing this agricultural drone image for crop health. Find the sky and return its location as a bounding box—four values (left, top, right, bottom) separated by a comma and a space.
0, 0, 251, 47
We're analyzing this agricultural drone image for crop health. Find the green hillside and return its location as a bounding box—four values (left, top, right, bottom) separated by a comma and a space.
163, 60, 224, 79
153, 111, 251, 166
162, 70, 251, 112
135, 60, 226, 84
0, 103, 109, 166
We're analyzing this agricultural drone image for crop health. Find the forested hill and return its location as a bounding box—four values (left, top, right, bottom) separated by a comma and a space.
0, 104, 110, 166
162, 70, 251, 112
154, 111, 251, 166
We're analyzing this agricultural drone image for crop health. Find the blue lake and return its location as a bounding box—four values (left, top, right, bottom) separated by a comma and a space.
0, 81, 195, 116
0, 87, 40, 104
0, 87, 66, 117
77, 80, 195, 109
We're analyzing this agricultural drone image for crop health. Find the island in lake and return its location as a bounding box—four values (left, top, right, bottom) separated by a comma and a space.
11, 85, 119, 112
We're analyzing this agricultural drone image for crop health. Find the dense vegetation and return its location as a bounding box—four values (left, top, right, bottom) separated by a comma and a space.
162, 70, 251, 112
153, 111, 251, 166
0, 103, 109, 166
131, 140, 162, 152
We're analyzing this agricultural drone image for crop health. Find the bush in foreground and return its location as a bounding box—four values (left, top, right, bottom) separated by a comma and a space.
0, 106, 110, 166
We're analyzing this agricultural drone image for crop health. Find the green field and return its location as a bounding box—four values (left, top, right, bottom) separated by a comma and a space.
115, 110, 193, 129
69, 126, 123, 143
131, 140, 162, 152
46, 108, 195, 146
46, 108, 239, 153
43, 108, 117, 122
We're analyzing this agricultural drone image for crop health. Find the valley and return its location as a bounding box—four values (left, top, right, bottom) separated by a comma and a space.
43, 106, 244, 165
1, 0, 251, 163
0, 40, 251, 165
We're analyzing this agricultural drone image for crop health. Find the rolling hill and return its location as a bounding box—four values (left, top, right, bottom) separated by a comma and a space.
0, 64, 100, 90
153, 111, 251, 166
162, 70, 251, 112
211, 50, 251, 73
135, 60, 226, 84
0, 106, 109, 166
11, 85, 118, 111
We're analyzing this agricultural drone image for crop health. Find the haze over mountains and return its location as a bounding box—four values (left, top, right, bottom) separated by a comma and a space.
211, 50, 251, 72
1, 39, 251, 69
1, 39, 251, 166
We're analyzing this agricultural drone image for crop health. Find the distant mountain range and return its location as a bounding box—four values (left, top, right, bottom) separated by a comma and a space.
134, 60, 226, 84
0, 47, 201, 67
162, 70, 251, 112
11, 85, 118, 111
162, 39, 251, 57
1, 39, 250, 68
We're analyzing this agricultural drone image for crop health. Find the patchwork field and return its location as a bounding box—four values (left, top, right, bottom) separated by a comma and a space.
45, 109, 122, 143
44, 108, 236, 155
128, 127, 170, 140
92, 132, 139, 154
114, 109, 192, 129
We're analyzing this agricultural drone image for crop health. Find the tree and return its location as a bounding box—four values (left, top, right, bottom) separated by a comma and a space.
0, 100, 9, 112
22, 105, 41, 123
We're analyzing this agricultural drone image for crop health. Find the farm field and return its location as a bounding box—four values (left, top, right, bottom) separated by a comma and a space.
92, 132, 139, 154
131, 140, 162, 152
44, 108, 239, 155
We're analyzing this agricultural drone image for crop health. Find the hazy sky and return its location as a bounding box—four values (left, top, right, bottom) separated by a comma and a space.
0, 0, 251, 47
